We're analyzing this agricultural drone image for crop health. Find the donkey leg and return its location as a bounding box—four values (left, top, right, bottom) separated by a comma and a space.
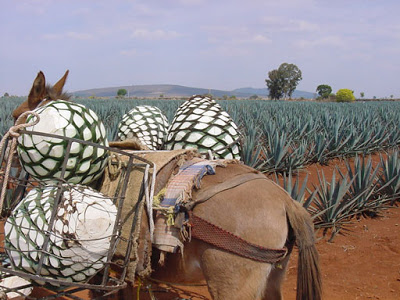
263, 249, 292, 300
200, 249, 273, 300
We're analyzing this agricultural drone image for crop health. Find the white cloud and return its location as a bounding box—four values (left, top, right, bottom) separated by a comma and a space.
16, 0, 51, 15
252, 34, 272, 44
263, 16, 319, 33
201, 45, 251, 57
295, 36, 346, 49
203, 25, 271, 45
178, 0, 205, 5
41, 33, 63, 40
72, 7, 91, 16
230, 34, 272, 45
131, 29, 182, 40
41, 31, 94, 41
120, 49, 138, 56
371, 23, 400, 41
293, 20, 320, 32
340, 51, 373, 62
66, 32, 94, 40
129, 3, 161, 17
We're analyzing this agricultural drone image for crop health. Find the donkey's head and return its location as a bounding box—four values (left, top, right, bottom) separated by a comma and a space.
12, 70, 71, 122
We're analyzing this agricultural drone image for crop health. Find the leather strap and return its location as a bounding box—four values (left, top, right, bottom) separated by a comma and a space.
189, 212, 288, 263
184, 172, 267, 210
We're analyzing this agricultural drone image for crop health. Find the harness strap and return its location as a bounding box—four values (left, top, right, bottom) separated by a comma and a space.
189, 212, 288, 263
183, 171, 267, 210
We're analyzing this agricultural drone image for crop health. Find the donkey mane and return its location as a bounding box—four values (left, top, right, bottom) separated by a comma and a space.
12, 70, 71, 120
45, 84, 71, 101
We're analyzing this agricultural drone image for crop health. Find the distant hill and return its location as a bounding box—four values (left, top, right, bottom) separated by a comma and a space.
73, 84, 315, 99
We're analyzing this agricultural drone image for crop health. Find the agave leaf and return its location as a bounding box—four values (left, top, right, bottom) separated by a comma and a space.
241, 121, 266, 170
378, 151, 400, 205
263, 132, 291, 172
310, 169, 355, 239
272, 170, 315, 209
338, 155, 383, 214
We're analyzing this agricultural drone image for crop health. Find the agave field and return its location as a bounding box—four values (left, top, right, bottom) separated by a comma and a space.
1, 97, 400, 240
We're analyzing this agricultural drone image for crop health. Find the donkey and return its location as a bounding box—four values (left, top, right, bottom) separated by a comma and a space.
12, 70, 70, 122
11, 71, 322, 300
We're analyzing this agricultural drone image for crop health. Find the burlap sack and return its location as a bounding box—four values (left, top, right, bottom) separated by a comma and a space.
99, 149, 198, 279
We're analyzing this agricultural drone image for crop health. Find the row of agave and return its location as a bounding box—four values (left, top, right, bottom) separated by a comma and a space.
234, 101, 400, 172
84, 99, 400, 173
3, 98, 400, 172
273, 151, 400, 242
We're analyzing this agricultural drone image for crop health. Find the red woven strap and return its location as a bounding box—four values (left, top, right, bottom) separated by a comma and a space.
189, 212, 288, 263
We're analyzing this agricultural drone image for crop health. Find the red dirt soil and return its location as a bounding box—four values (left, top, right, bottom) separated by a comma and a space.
17, 155, 400, 299
283, 155, 400, 300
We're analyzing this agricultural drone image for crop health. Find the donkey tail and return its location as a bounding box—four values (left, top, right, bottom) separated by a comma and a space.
284, 198, 322, 300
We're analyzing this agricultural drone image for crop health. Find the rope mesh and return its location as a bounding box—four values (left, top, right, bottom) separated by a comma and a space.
0, 111, 40, 212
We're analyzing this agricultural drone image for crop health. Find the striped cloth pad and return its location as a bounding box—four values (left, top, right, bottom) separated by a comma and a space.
153, 159, 218, 253
160, 160, 216, 208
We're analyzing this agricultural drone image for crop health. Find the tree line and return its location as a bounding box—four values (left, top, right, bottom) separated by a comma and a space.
265, 63, 357, 102
114, 63, 363, 102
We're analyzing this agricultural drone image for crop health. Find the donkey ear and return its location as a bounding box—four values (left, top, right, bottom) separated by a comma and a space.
27, 71, 46, 107
52, 70, 69, 96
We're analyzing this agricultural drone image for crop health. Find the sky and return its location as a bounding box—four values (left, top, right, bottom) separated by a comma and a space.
1, 0, 399, 98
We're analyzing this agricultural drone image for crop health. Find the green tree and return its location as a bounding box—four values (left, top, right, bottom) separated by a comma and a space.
265, 63, 302, 100
278, 63, 302, 99
117, 88, 127, 97
265, 69, 285, 100
336, 89, 355, 102
316, 84, 332, 99
249, 94, 259, 100
3, 92, 9, 97
360, 92, 364, 99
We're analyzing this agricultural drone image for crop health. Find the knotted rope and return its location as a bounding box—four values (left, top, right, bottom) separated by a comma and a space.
0, 111, 40, 214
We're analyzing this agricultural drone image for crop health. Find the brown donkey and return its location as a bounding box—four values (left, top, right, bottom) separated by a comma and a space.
134, 163, 322, 300
12, 71, 322, 300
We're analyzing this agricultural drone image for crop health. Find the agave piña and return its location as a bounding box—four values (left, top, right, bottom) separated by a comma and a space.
5, 185, 117, 285
117, 105, 169, 150
165, 95, 241, 159
0, 275, 32, 298
17, 100, 109, 184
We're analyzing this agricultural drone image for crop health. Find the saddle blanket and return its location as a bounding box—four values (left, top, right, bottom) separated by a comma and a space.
153, 159, 219, 253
